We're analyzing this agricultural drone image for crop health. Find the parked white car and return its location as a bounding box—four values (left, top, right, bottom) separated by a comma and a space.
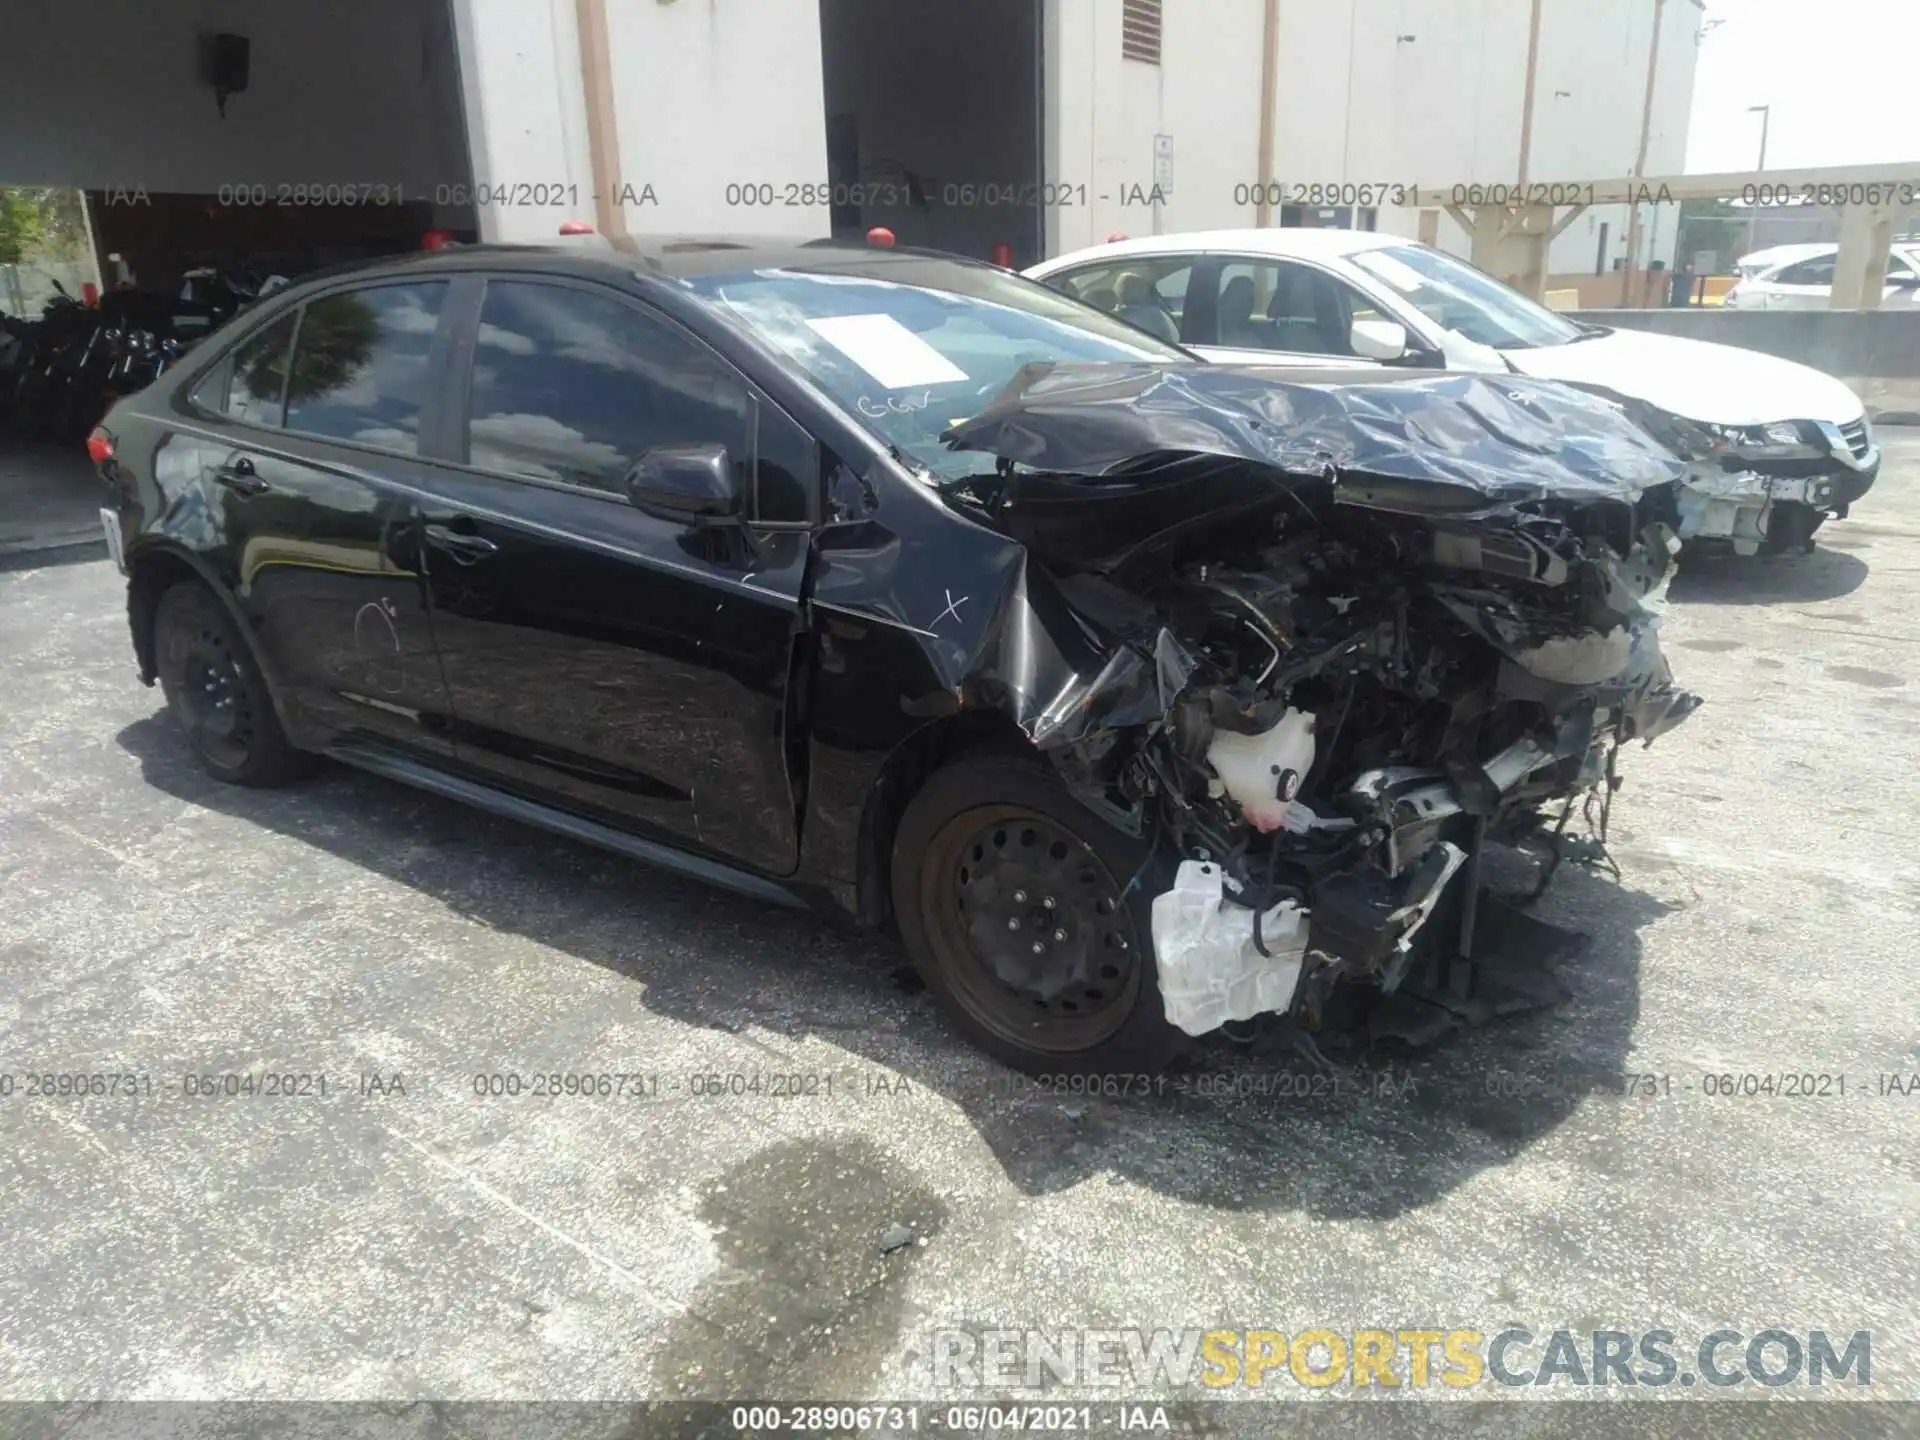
1723, 242, 1920, 310
1731, 242, 1835, 282
1027, 229, 1880, 553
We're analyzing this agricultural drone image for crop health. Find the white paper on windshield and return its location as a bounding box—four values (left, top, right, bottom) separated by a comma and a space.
805, 313, 968, 389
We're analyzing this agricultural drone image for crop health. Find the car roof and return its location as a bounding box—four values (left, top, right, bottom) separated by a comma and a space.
1735, 242, 1835, 270
250, 234, 1006, 303
1028, 228, 1410, 272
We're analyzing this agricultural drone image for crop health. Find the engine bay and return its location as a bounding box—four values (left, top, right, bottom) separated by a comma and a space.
937, 365, 1703, 1040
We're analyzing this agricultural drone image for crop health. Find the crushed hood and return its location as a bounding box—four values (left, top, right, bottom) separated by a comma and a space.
942, 363, 1684, 508
1507, 326, 1865, 428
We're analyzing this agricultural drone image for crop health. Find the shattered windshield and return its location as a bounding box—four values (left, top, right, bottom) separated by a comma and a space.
685, 262, 1188, 479
1352, 244, 1584, 351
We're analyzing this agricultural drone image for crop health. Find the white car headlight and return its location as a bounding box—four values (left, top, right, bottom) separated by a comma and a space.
1699, 421, 1823, 461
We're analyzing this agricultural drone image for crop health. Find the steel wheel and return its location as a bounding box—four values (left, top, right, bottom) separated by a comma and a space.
920, 802, 1145, 1054
153, 581, 314, 787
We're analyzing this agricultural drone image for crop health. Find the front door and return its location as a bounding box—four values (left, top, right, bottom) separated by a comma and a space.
1188, 257, 1396, 368
416, 276, 817, 876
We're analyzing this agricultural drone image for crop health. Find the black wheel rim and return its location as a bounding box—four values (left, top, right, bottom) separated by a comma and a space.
922, 804, 1143, 1054
171, 620, 255, 769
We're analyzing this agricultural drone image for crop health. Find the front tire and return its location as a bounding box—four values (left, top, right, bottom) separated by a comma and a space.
154, 580, 314, 787
891, 755, 1183, 1075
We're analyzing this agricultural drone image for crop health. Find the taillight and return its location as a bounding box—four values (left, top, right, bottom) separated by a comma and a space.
86, 427, 114, 464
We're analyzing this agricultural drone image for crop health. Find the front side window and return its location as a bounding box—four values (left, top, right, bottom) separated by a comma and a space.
214, 312, 298, 427
464, 280, 756, 501
1209, 260, 1373, 356
1351, 243, 1581, 350
283, 282, 448, 454
1044, 259, 1192, 344
1773, 257, 1837, 286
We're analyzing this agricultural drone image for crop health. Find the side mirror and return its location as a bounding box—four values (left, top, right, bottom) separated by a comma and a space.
1350, 317, 1410, 362
626, 443, 740, 523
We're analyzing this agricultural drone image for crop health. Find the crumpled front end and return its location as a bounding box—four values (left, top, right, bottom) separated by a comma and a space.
939, 364, 1701, 1038
1617, 403, 1879, 556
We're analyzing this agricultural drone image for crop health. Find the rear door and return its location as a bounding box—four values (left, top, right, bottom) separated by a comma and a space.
1760, 255, 1837, 310
415, 275, 817, 876
184, 279, 459, 757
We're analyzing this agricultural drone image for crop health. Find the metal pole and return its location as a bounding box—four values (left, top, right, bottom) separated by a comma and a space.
1255, 0, 1279, 227
1623, 0, 1665, 305
1516, 0, 1543, 190
575, 0, 630, 240
1745, 104, 1770, 254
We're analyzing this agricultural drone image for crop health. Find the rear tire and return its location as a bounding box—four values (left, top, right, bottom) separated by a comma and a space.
891, 755, 1183, 1075
154, 580, 314, 787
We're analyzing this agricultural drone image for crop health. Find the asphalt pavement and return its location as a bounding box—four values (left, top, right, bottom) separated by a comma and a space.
2, 439, 1917, 1432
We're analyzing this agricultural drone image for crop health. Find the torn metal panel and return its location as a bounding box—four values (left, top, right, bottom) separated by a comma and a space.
942, 363, 1686, 508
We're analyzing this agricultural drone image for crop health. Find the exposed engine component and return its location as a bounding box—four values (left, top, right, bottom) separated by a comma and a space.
1205, 707, 1315, 832
1151, 860, 1307, 1037
941, 364, 1704, 1038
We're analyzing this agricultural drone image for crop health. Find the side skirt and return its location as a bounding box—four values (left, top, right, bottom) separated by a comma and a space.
327, 741, 806, 909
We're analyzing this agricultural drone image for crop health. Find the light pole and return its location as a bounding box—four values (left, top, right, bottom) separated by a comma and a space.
1746, 103, 1771, 254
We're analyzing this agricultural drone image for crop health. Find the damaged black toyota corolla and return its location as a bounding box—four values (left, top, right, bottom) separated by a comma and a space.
96, 239, 1697, 1074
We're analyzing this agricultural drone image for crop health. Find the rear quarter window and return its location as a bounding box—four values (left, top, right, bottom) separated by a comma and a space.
196, 311, 298, 427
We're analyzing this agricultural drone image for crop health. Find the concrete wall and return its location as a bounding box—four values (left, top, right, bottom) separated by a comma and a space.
1573, 308, 1920, 423
1045, 0, 1266, 255
0, 0, 468, 198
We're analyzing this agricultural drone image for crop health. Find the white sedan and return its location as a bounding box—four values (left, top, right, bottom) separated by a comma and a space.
1722, 242, 1920, 310
1025, 228, 1880, 554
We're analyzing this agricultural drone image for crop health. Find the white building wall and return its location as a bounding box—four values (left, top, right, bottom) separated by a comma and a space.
1044, 0, 1701, 274
604, 0, 828, 238
450, 0, 593, 241
454, 0, 827, 242
1046, 0, 1266, 255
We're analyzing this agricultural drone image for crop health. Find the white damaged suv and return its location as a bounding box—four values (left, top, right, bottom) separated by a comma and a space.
1029, 229, 1879, 554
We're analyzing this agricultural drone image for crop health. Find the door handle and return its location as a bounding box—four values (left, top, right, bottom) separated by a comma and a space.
423, 522, 499, 563
213, 456, 270, 496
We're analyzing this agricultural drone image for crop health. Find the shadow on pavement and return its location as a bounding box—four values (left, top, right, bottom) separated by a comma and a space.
0, 537, 108, 574
118, 713, 1670, 1223
1671, 544, 1868, 606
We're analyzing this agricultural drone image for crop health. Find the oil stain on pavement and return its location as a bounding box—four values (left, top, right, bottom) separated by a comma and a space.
647, 1135, 946, 1403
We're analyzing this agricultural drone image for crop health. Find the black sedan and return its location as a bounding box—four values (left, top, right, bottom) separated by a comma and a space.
93, 236, 1695, 1074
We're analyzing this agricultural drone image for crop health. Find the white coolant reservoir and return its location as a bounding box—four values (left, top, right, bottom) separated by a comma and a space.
1205, 707, 1316, 832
